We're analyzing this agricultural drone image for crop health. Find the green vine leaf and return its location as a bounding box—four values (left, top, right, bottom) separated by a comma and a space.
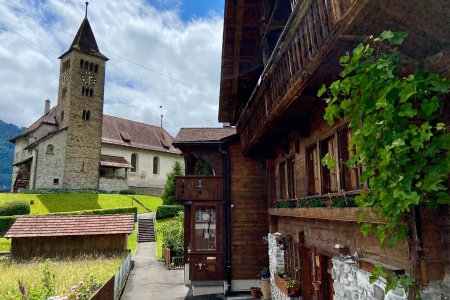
318, 30, 450, 252
321, 153, 336, 170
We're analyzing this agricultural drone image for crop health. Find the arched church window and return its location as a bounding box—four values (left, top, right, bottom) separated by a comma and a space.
84, 61, 89, 70
131, 153, 138, 173
89, 88, 93, 97
80, 59, 84, 68
82, 110, 91, 121
94, 64, 99, 73
153, 156, 159, 175
89, 62, 94, 72
46, 144, 54, 155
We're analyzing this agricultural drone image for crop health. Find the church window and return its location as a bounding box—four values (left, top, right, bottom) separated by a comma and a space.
61, 111, 64, 121
131, 154, 138, 173
82, 110, 91, 121
82, 86, 86, 96
89, 62, 94, 72
94, 64, 99, 73
89, 88, 93, 97
153, 156, 159, 175
53, 178, 59, 185
80, 59, 84, 68
46, 144, 54, 155
84, 61, 89, 70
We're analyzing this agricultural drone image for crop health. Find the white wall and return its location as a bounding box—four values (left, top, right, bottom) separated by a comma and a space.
101, 144, 184, 189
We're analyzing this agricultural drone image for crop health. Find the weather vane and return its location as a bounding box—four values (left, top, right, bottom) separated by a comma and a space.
85, 2, 89, 18
160, 105, 163, 128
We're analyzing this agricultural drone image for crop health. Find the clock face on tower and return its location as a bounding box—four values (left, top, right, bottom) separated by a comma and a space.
81, 71, 97, 86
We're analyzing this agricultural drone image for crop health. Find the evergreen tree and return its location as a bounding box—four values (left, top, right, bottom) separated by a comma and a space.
161, 161, 184, 205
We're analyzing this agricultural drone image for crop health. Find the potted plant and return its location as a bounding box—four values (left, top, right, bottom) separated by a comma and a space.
275, 232, 287, 250
250, 286, 261, 299
259, 267, 271, 300
287, 278, 301, 297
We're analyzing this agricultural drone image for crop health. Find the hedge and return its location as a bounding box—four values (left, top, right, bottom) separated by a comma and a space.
156, 205, 183, 219
0, 207, 138, 237
21, 188, 109, 194
0, 200, 30, 216
0, 216, 17, 236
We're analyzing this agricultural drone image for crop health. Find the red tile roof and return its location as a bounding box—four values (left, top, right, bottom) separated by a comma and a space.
173, 127, 237, 144
102, 115, 181, 154
4, 214, 134, 238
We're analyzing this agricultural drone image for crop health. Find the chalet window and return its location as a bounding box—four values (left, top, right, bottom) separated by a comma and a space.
287, 158, 295, 198
306, 124, 363, 195
279, 161, 286, 198
339, 127, 363, 190
193, 206, 216, 251
153, 156, 159, 175
46, 144, 54, 155
306, 144, 320, 195
130, 153, 138, 173
320, 135, 338, 193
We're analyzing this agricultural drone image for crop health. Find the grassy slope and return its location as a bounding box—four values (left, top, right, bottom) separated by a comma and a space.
0, 193, 162, 214
0, 194, 163, 254
0, 255, 124, 297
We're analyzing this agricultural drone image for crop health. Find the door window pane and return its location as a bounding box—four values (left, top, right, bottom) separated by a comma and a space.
194, 207, 216, 251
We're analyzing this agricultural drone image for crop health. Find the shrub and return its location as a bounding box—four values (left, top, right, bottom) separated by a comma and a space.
53, 207, 138, 219
161, 161, 184, 205
273, 201, 296, 208
297, 198, 322, 208
119, 189, 136, 195
21, 188, 109, 194
0, 216, 17, 236
0, 200, 30, 216
157, 212, 184, 257
156, 205, 183, 219
331, 197, 357, 208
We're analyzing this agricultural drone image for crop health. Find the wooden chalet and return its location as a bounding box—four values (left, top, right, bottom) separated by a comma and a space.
214, 0, 449, 299
4, 214, 134, 258
173, 127, 269, 295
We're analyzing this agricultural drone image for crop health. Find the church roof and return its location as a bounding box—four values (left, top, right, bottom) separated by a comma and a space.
4, 214, 134, 238
173, 127, 237, 145
59, 17, 108, 60
102, 115, 181, 155
9, 107, 57, 142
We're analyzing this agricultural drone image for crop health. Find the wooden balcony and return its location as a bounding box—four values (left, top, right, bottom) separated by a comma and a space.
176, 176, 223, 202
238, 0, 364, 153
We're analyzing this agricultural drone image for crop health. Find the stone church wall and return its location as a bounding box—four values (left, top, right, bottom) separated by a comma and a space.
101, 144, 183, 190
34, 131, 67, 189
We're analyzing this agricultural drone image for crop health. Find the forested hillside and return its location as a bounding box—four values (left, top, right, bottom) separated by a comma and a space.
0, 120, 24, 191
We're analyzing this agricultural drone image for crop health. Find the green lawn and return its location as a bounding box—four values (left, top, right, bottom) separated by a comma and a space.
0, 255, 124, 298
0, 193, 162, 214
0, 193, 163, 255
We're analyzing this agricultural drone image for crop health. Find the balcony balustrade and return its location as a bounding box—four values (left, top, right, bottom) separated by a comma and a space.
176, 176, 223, 202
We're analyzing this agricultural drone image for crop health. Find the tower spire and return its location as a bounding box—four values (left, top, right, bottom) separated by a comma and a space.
85, 2, 89, 18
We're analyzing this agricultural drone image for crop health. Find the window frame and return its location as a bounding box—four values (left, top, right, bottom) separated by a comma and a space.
153, 156, 159, 175
130, 153, 138, 173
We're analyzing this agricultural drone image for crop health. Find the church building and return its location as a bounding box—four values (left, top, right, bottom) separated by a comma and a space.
9, 7, 182, 194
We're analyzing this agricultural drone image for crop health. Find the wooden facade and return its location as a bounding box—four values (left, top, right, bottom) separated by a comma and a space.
173, 128, 269, 291
10, 234, 128, 258
218, 0, 449, 297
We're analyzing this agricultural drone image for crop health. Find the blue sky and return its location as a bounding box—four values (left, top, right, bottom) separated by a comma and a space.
147, 0, 224, 21
0, 0, 225, 136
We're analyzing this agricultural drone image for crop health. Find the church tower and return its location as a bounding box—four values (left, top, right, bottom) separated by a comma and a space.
55, 3, 108, 189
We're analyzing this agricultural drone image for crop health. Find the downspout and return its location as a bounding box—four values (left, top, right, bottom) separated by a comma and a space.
219, 143, 232, 295
32, 148, 38, 189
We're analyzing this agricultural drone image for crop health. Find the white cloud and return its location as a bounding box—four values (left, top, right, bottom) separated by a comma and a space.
0, 0, 223, 136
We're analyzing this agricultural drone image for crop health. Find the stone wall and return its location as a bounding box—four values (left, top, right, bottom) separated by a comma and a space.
268, 233, 300, 300
34, 131, 67, 189
99, 177, 129, 193
332, 257, 408, 300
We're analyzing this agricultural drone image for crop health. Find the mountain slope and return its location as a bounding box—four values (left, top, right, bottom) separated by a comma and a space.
0, 120, 24, 191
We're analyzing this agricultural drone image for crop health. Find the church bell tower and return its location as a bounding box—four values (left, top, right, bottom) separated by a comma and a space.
55, 2, 108, 189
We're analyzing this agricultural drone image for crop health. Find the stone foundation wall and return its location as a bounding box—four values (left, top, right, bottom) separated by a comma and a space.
99, 178, 129, 193
268, 233, 300, 300
332, 257, 408, 300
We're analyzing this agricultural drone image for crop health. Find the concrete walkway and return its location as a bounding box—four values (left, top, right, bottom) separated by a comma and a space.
121, 242, 189, 300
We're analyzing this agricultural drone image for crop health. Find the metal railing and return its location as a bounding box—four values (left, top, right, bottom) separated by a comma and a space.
114, 251, 132, 300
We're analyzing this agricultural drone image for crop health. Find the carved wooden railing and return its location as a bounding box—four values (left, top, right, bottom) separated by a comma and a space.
238, 0, 360, 152
176, 176, 223, 202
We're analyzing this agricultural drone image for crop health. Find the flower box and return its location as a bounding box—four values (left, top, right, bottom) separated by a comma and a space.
274, 273, 289, 295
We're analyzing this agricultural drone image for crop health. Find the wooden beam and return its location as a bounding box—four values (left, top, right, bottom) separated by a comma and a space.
231, 0, 245, 97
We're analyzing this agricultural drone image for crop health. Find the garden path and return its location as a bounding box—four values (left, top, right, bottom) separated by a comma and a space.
121, 242, 189, 299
